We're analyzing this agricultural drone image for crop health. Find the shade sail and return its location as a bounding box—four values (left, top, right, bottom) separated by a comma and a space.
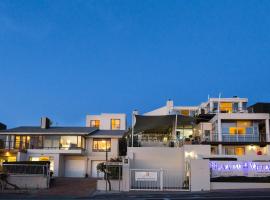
133, 114, 195, 133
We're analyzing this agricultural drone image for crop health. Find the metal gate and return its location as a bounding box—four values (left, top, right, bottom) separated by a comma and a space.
130, 169, 188, 191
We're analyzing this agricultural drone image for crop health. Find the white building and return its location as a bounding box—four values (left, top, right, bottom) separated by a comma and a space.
112, 97, 270, 192
0, 114, 127, 178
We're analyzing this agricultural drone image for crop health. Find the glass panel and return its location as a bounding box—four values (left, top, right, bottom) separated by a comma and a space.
90, 120, 100, 128
93, 138, 111, 152
44, 136, 60, 149
111, 119, 120, 130
180, 110, 189, 116
225, 147, 234, 155
235, 147, 245, 156
242, 102, 247, 110
60, 136, 78, 149
220, 102, 233, 113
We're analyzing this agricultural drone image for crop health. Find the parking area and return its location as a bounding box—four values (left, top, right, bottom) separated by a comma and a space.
36, 177, 97, 197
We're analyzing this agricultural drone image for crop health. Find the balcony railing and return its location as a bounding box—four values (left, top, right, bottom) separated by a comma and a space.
0, 140, 84, 151
211, 133, 263, 142
211, 107, 248, 114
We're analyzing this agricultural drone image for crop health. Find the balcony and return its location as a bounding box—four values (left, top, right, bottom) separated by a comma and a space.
0, 137, 85, 154
211, 133, 264, 143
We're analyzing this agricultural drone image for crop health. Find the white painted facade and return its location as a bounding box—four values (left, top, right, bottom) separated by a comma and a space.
86, 113, 126, 130
0, 113, 126, 178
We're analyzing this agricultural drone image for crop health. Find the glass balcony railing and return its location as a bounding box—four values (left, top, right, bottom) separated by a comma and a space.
0, 140, 85, 151
211, 133, 263, 142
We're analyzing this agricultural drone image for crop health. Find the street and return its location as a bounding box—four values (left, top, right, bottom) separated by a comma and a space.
90, 189, 270, 200
2, 189, 270, 199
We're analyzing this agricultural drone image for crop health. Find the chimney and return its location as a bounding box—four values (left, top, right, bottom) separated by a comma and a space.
41, 117, 51, 129
166, 99, 174, 109
0, 123, 7, 130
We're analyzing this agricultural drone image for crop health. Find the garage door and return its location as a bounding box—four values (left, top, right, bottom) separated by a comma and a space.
92, 161, 105, 178
65, 157, 85, 177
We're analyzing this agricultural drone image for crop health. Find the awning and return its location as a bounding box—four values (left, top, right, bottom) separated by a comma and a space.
133, 114, 195, 133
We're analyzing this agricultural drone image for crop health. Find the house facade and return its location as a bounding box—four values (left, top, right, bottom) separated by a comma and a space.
0, 114, 126, 178
132, 97, 270, 157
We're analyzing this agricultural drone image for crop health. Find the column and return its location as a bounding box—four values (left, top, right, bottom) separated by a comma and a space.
217, 117, 222, 155
266, 119, 270, 142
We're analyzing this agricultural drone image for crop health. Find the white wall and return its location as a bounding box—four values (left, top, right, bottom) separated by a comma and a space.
86, 113, 126, 130
85, 137, 119, 177
190, 159, 210, 191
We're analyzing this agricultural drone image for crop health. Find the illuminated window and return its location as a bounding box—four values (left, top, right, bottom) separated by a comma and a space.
225, 146, 245, 156
92, 138, 111, 152
90, 120, 100, 128
180, 110, 190, 116
111, 119, 120, 130
235, 147, 245, 156
229, 127, 237, 135
220, 102, 233, 113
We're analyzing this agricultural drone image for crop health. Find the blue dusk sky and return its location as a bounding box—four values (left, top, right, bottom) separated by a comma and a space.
0, 0, 270, 128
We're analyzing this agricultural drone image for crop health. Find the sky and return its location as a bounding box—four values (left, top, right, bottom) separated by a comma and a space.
0, 0, 270, 128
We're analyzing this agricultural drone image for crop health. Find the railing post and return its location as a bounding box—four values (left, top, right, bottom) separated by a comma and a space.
160, 169, 163, 191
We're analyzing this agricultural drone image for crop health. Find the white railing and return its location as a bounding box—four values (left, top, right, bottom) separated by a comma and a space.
129, 169, 187, 191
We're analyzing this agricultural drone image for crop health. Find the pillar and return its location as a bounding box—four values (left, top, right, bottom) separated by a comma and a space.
266, 119, 270, 142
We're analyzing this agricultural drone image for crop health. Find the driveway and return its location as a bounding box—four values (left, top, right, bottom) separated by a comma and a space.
37, 177, 97, 198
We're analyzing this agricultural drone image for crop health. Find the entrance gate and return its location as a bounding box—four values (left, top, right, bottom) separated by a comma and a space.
130, 169, 188, 191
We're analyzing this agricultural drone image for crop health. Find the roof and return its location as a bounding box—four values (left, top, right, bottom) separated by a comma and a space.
0, 126, 126, 138
133, 114, 195, 133
0, 126, 98, 135
88, 130, 126, 138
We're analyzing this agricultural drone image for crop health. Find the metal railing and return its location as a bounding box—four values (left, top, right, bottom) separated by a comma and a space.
2, 163, 50, 176
211, 107, 248, 114
211, 134, 261, 142
130, 169, 186, 191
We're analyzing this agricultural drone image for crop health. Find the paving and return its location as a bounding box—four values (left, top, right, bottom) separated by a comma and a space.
0, 177, 97, 199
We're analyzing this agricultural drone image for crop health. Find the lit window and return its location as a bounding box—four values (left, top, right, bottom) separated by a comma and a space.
111, 119, 120, 130
180, 110, 190, 116
90, 120, 100, 128
92, 138, 111, 152
220, 102, 233, 113
235, 147, 245, 156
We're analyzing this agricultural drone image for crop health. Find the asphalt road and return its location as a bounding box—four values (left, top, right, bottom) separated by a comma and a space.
2, 189, 270, 199
90, 189, 270, 200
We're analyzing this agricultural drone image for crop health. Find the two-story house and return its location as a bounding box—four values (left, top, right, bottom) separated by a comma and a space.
0, 114, 127, 178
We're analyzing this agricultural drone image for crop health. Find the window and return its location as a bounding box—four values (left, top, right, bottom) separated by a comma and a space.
213, 102, 219, 112
224, 146, 245, 156
92, 138, 111, 152
90, 120, 100, 128
180, 110, 189, 116
233, 103, 239, 112
242, 102, 247, 110
60, 136, 79, 149
220, 102, 233, 113
111, 119, 120, 130
235, 147, 245, 156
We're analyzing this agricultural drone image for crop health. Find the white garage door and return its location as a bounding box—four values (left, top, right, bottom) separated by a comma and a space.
92, 161, 105, 178
65, 157, 85, 177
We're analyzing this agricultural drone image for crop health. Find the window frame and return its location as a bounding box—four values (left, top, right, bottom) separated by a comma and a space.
111, 119, 121, 130
90, 120, 101, 128
92, 138, 111, 152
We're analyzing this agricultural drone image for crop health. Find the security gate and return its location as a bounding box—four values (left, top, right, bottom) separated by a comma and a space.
130, 169, 188, 191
